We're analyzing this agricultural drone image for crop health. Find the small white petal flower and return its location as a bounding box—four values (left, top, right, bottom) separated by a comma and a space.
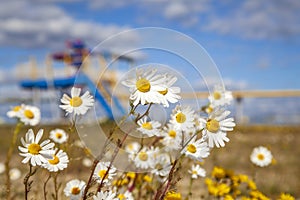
42, 149, 69, 172
170, 105, 195, 132
93, 191, 118, 200
125, 142, 141, 161
250, 146, 273, 167
7, 104, 24, 119
182, 139, 210, 161
188, 164, 206, 179
199, 110, 235, 148
151, 153, 172, 177
64, 179, 86, 200
122, 68, 166, 106
49, 128, 68, 144
158, 74, 181, 107
208, 85, 233, 108
117, 191, 134, 200
19, 105, 41, 126
59, 87, 94, 116
18, 129, 54, 166
82, 158, 93, 167
0, 162, 5, 174
9, 168, 22, 181
93, 162, 117, 185
160, 125, 182, 151
137, 117, 161, 137
133, 146, 156, 169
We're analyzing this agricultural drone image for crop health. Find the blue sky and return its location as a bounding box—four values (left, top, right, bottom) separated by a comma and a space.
0, 0, 300, 90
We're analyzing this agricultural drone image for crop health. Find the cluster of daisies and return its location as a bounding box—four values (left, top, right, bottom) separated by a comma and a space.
122, 68, 235, 177
7, 104, 70, 172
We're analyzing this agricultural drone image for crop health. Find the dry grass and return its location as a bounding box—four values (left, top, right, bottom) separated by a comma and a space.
0, 123, 299, 199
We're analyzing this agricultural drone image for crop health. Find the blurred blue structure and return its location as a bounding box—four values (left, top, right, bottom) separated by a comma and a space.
19, 40, 129, 120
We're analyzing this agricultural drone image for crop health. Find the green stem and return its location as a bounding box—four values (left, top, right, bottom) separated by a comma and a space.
188, 177, 194, 199
5, 121, 23, 200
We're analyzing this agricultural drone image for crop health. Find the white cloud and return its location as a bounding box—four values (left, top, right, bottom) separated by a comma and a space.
0, 0, 139, 52
164, 2, 189, 20
203, 0, 300, 39
87, 0, 300, 40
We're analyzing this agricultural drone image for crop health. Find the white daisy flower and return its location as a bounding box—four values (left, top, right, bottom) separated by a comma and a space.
49, 128, 68, 144
133, 147, 155, 169
199, 110, 235, 148
93, 191, 118, 200
160, 125, 182, 151
151, 153, 172, 177
7, 104, 24, 118
42, 149, 69, 172
9, 168, 22, 181
64, 179, 86, 200
59, 87, 94, 116
182, 139, 210, 161
18, 129, 54, 166
82, 157, 93, 167
0, 162, 5, 174
19, 105, 41, 126
250, 146, 273, 167
137, 117, 161, 137
188, 164, 206, 179
93, 162, 117, 184
208, 85, 233, 108
122, 68, 166, 106
170, 105, 195, 132
125, 142, 141, 161
158, 74, 181, 107
117, 191, 134, 200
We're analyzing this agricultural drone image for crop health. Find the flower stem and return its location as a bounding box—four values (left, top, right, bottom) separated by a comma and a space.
188, 177, 194, 198
5, 121, 23, 200
43, 173, 51, 200
97, 131, 129, 192
53, 172, 59, 200
24, 164, 37, 200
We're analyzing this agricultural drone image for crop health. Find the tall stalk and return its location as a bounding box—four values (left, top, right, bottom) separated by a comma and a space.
5, 121, 23, 200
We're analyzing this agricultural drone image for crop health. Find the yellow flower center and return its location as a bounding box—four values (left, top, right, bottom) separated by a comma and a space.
168, 130, 176, 138
257, 153, 264, 160
213, 91, 222, 100
98, 169, 107, 179
118, 194, 126, 200
159, 88, 168, 95
28, 143, 41, 155
205, 105, 214, 114
175, 112, 186, 123
70, 96, 83, 107
138, 152, 148, 161
142, 122, 153, 130
48, 155, 60, 165
71, 187, 81, 195
192, 170, 198, 175
136, 78, 151, 93
24, 109, 34, 119
55, 132, 63, 139
187, 144, 197, 154
155, 163, 163, 170
143, 175, 152, 183
206, 119, 220, 133
164, 191, 182, 200
13, 106, 21, 112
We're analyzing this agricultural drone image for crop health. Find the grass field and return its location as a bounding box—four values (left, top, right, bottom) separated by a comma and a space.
0, 123, 299, 199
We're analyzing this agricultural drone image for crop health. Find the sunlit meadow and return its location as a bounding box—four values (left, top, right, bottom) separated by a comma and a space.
0, 65, 298, 200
